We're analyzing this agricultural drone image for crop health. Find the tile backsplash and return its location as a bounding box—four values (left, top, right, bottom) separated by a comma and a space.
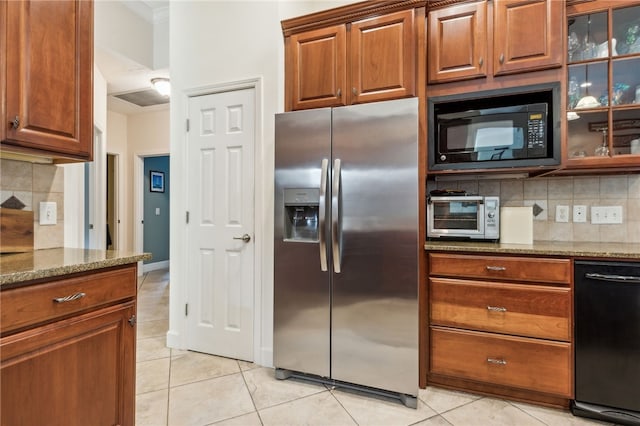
1, 159, 64, 249
428, 174, 640, 243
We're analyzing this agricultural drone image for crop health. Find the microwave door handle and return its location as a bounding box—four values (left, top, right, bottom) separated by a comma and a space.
318, 159, 329, 272
332, 159, 342, 273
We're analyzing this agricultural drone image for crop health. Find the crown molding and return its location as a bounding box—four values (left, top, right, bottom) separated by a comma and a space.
281, 0, 427, 37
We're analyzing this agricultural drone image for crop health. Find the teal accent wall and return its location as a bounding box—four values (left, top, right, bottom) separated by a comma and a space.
143, 156, 170, 264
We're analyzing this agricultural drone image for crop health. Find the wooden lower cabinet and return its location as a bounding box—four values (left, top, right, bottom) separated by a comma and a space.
427, 252, 573, 407
0, 265, 137, 426
431, 327, 572, 397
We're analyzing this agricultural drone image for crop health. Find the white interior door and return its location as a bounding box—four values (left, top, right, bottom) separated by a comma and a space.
186, 88, 255, 361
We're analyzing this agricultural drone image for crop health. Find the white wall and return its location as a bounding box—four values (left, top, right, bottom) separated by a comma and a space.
106, 111, 128, 249
168, 0, 358, 367
64, 64, 107, 249
94, 1, 154, 69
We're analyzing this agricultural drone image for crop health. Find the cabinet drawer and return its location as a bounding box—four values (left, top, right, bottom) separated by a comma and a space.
429, 253, 571, 284
1, 265, 136, 334
430, 327, 572, 397
430, 278, 571, 341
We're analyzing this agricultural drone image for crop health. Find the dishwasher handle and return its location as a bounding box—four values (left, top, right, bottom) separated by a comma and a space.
585, 272, 640, 284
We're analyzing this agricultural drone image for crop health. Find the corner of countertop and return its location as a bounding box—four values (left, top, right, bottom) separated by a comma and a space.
1, 248, 153, 286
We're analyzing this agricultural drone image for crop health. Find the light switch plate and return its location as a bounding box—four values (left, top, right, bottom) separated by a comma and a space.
555, 205, 569, 223
39, 201, 57, 225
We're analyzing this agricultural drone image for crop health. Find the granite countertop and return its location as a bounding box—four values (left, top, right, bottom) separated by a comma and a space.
424, 240, 640, 260
0, 248, 152, 286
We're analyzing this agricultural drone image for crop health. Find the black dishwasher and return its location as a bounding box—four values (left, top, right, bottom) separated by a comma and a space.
572, 260, 640, 425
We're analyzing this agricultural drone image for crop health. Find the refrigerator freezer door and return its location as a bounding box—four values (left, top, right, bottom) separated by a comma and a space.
274, 108, 332, 378
331, 98, 419, 396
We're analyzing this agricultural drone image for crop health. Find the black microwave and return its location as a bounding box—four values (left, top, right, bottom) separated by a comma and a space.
428, 83, 561, 171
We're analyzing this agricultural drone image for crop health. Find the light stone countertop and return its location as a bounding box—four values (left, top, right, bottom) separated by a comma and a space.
425, 240, 640, 260
0, 248, 152, 286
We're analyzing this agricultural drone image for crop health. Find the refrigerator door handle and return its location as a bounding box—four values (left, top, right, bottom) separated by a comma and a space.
332, 158, 342, 273
319, 158, 329, 271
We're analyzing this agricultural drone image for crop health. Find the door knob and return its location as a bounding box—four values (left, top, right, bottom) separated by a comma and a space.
233, 234, 251, 243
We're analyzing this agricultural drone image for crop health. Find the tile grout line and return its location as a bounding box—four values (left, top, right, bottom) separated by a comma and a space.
238, 361, 265, 426
327, 386, 360, 426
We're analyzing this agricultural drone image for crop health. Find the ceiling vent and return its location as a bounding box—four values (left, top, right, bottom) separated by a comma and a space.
113, 89, 169, 107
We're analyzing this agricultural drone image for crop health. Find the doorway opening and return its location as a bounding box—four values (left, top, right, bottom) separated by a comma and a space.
106, 153, 119, 250
134, 152, 170, 273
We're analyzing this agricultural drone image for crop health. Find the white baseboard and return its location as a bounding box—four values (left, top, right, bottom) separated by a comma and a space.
143, 260, 170, 273
166, 329, 185, 350
259, 347, 273, 368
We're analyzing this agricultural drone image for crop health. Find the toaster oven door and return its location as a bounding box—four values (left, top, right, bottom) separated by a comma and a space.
427, 197, 485, 239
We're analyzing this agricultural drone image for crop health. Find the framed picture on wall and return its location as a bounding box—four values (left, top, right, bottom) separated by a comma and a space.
150, 171, 165, 193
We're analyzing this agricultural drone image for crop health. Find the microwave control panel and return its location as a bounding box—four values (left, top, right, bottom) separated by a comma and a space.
527, 113, 546, 157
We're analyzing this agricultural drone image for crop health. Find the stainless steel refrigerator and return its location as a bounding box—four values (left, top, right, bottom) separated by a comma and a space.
273, 97, 419, 407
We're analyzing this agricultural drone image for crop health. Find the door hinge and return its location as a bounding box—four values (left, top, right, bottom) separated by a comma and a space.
185, 303, 189, 316
186, 211, 190, 224
186, 119, 190, 132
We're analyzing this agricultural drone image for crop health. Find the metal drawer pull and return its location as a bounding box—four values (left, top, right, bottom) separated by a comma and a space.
487, 306, 507, 313
53, 292, 86, 303
486, 266, 506, 271
487, 358, 507, 366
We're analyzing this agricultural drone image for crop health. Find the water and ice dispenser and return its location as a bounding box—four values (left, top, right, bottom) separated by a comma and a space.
283, 188, 319, 242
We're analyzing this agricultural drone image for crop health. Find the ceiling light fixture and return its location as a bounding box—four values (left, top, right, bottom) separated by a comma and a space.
151, 77, 170, 97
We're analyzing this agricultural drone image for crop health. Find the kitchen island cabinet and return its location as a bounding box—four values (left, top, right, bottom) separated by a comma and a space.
0, 249, 149, 426
0, 0, 93, 162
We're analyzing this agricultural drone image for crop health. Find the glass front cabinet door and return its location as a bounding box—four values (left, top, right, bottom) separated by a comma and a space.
566, 2, 640, 169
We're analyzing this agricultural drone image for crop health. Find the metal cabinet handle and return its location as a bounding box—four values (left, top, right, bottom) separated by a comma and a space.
487, 306, 507, 312
486, 265, 506, 271
332, 159, 342, 274
479, 57, 484, 67
10, 116, 19, 129
53, 292, 86, 303
352, 87, 357, 95
499, 53, 505, 64
585, 272, 640, 283
336, 88, 342, 98
319, 159, 329, 272
233, 234, 251, 243
487, 358, 507, 366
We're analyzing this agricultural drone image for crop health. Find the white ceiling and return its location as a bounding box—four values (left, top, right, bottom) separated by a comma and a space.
97, 1, 170, 114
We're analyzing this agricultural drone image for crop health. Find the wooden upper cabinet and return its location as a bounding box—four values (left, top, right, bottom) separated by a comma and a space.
1, 0, 93, 161
289, 25, 348, 110
493, 0, 563, 76
284, 5, 418, 111
428, 2, 488, 83
350, 10, 415, 104
428, 0, 562, 84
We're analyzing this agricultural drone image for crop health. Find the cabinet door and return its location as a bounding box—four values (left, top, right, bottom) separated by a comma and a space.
350, 10, 415, 104
493, 0, 563, 76
289, 25, 347, 110
3, 0, 93, 160
1, 303, 136, 426
428, 2, 488, 83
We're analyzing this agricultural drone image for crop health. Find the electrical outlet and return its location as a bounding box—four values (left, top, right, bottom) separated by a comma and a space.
591, 206, 623, 224
573, 205, 587, 223
556, 205, 570, 223
39, 201, 57, 225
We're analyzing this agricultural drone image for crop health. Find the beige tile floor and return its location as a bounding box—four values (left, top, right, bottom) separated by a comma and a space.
136, 269, 610, 426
